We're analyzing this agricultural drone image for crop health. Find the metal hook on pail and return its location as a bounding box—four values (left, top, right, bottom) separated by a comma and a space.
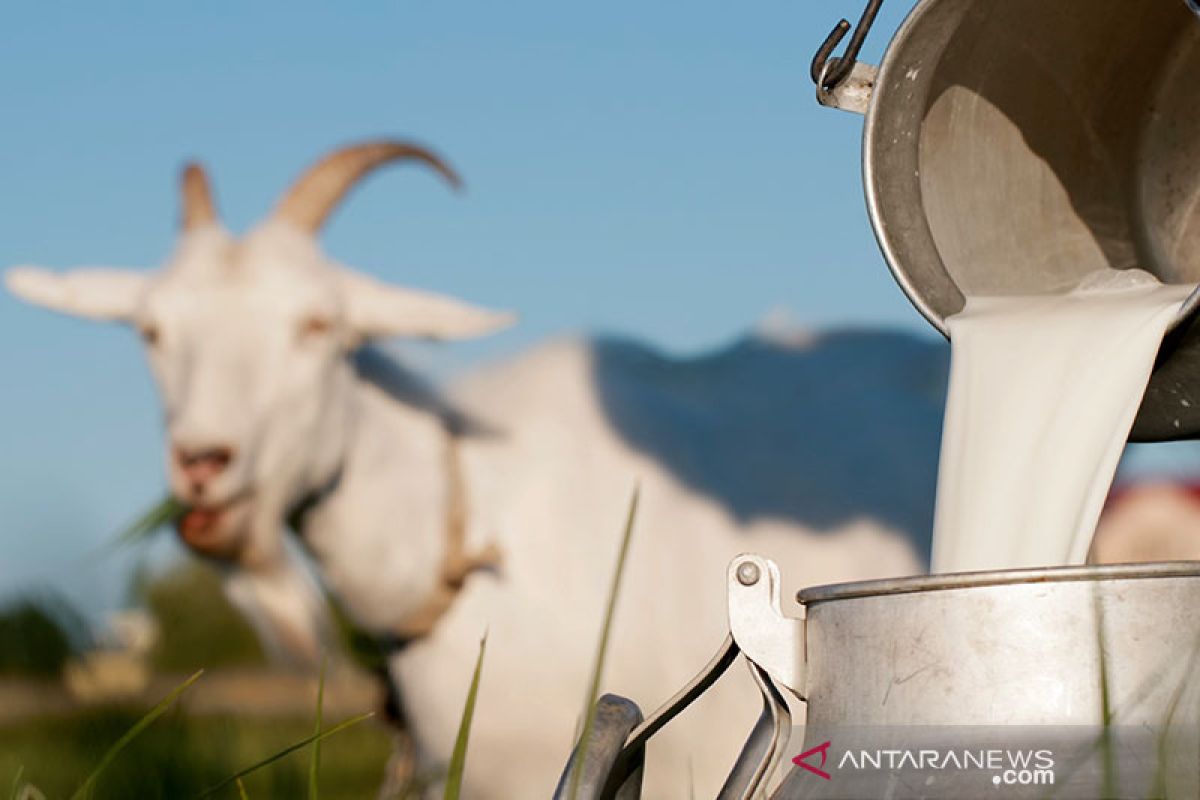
810, 0, 884, 92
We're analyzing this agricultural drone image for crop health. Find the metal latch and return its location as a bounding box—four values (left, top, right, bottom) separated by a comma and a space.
727, 554, 806, 699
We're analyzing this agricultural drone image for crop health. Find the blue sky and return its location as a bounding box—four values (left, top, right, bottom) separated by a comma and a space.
0, 2, 1191, 614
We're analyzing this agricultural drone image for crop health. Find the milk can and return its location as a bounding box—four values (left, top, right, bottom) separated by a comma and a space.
557, 556, 1200, 799
816, 0, 1200, 440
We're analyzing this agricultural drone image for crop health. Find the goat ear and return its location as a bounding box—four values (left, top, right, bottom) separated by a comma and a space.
4, 266, 148, 322
340, 269, 516, 341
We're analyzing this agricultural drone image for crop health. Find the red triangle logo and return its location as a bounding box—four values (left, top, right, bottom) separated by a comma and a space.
792, 740, 832, 780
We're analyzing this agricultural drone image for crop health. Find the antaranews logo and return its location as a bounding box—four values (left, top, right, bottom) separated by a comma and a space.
791, 740, 1055, 788
791, 741, 832, 780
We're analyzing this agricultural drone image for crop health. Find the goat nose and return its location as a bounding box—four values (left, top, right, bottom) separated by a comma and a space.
173, 444, 235, 491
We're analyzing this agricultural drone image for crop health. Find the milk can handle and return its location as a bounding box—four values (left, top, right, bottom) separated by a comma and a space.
811, 0, 884, 92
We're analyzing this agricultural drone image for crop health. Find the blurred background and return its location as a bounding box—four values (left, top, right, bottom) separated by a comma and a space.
0, 2, 1198, 795
0, 0, 927, 619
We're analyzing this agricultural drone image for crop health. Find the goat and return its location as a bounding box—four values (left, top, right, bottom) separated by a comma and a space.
5, 141, 941, 795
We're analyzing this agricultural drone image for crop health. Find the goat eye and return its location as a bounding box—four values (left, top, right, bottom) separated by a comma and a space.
297, 315, 333, 341
139, 324, 160, 346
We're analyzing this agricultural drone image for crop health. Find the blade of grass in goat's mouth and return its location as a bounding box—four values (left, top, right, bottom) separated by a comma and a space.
114, 495, 190, 547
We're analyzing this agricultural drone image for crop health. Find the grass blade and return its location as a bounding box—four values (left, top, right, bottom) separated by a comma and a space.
235, 778, 249, 800
8, 766, 23, 800
1093, 591, 1117, 799
1149, 631, 1200, 797
567, 485, 640, 800
196, 712, 374, 799
69, 669, 203, 800
444, 634, 488, 800
114, 495, 189, 548
308, 656, 327, 800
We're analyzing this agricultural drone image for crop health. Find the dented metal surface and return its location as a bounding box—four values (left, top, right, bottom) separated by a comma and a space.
772, 561, 1200, 794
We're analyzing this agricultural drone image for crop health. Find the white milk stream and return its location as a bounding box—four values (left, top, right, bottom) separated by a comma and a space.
931, 269, 1196, 573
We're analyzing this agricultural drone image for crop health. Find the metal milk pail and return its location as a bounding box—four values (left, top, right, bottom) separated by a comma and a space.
815, 0, 1200, 440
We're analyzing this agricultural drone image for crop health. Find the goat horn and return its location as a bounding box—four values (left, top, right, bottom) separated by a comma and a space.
273, 140, 462, 233
180, 162, 219, 231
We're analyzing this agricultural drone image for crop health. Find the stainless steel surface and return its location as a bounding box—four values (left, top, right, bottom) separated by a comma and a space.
814, 62, 877, 115
800, 561, 1200, 727
850, 0, 1200, 439
730, 557, 1200, 796
553, 694, 645, 800
728, 555, 805, 698
797, 560, 1200, 603
716, 661, 792, 800
551, 637, 741, 800
606, 635, 741, 799
549, 634, 801, 800
563, 558, 1200, 795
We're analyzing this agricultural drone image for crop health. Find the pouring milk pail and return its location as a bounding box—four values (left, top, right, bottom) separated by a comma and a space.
818, 0, 1200, 441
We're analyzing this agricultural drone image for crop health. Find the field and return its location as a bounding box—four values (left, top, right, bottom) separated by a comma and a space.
0, 706, 394, 799
0, 563, 404, 799
0, 490, 635, 799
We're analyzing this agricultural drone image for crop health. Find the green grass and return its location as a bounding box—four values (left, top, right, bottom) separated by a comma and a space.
8, 766, 24, 800
1092, 591, 1117, 799
70, 670, 203, 800
309, 658, 327, 800
567, 486, 639, 800
443, 635, 487, 800
2, 489, 647, 798
0, 708, 393, 800
113, 496, 188, 548
196, 712, 374, 798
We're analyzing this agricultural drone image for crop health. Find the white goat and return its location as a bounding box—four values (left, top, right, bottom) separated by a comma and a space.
5, 141, 938, 796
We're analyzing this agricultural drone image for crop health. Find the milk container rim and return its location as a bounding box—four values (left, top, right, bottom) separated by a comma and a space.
798, 560, 1200, 604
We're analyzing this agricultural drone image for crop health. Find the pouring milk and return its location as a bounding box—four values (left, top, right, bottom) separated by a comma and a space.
931, 269, 1196, 573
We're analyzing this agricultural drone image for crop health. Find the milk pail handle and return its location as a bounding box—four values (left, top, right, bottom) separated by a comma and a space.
811, 0, 883, 114
553, 557, 805, 797
554, 637, 743, 799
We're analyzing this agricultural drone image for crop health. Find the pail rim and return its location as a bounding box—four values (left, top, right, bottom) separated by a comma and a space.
798, 561, 1200, 605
